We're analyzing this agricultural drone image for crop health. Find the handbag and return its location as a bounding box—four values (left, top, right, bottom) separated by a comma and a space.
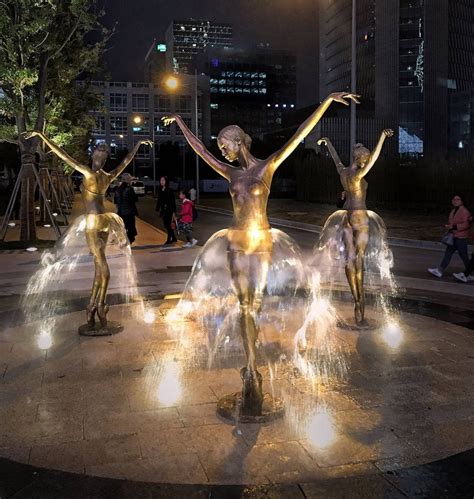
441, 232, 454, 246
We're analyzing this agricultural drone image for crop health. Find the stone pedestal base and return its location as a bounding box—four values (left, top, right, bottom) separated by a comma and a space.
78, 321, 123, 337
217, 392, 284, 424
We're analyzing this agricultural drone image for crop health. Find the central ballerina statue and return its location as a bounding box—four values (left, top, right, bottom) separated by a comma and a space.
163, 92, 359, 418
26, 131, 151, 332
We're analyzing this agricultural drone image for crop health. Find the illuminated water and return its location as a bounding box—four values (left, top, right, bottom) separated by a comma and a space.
22, 213, 145, 346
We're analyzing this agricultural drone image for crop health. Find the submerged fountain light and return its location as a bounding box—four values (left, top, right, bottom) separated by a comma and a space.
382, 321, 403, 349
43, 224, 51, 228
143, 309, 155, 324
52, 212, 58, 217
8, 222, 15, 227
26, 247, 38, 252
37, 330, 53, 350
306, 405, 336, 449
157, 359, 182, 406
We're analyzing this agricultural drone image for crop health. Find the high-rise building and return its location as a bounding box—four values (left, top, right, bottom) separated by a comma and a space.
195, 45, 297, 138
319, 0, 474, 159
85, 79, 210, 177
165, 19, 233, 74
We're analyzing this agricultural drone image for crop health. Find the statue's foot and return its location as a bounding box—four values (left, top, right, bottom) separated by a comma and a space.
354, 303, 363, 325
97, 303, 109, 328
86, 305, 96, 327
240, 367, 263, 416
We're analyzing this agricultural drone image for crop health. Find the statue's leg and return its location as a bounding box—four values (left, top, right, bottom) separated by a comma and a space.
86, 229, 110, 328
354, 224, 369, 324
342, 219, 360, 319
228, 250, 270, 416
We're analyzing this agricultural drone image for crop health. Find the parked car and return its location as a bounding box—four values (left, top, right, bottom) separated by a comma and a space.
131, 180, 145, 196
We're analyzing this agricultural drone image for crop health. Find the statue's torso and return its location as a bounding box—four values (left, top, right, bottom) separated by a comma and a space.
228, 163, 271, 230
340, 168, 367, 211
81, 170, 111, 214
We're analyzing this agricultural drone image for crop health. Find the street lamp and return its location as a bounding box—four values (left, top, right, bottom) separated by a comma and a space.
350, 0, 357, 162
164, 71, 200, 204
132, 115, 157, 195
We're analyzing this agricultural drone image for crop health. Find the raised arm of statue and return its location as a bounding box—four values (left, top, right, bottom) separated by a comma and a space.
318, 137, 345, 174
109, 139, 153, 180
24, 131, 91, 176
357, 128, 393, 178
162, 114, 232, 181
268, 92, 360, 172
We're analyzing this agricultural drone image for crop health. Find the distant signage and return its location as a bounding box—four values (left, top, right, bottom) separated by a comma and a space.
157, 43, 166, 52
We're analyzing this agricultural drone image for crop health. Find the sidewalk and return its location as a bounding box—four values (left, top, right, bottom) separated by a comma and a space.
198, 197, 454, 243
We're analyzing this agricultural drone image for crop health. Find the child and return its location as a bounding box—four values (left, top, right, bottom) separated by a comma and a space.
178, 190, 198, 248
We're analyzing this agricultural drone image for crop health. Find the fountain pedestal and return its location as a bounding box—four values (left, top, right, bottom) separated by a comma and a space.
78, 321, 123, 336
217, 392, 284, 424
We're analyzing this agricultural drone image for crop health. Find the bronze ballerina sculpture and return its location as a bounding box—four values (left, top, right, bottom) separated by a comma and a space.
318, 129, 393, 326
25, 131, 152, 331
163, 91, 359, 418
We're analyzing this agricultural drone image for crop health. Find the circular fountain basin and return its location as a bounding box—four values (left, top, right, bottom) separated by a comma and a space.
0, 300, 473, 484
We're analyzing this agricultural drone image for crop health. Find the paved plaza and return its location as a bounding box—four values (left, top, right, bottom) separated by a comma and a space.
0, 200, 473, 495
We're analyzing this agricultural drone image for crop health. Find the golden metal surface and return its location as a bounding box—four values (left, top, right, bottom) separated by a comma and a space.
163, 92, 358, 416
318, 129, 393, 325
26, 131, 151, 329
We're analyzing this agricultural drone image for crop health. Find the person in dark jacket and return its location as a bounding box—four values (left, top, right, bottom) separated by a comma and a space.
114, 173, 138, 244
155, 176, 177, 244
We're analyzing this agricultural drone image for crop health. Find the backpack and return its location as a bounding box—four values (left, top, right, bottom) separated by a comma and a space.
192, 205, 198, 221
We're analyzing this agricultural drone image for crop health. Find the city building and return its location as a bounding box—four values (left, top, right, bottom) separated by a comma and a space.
84, 78, 210, 177
195, 45, 297, 139
165, 19, 233, 74
319, 0, 474, 159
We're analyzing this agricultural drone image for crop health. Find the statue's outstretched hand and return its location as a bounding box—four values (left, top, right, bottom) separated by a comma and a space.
383, 128, 394, 138
329, 92, 361, 106
162, 114, 178, 126
317, 137, 329, 146
23, 131, 41, 140
140, 139, 154, 147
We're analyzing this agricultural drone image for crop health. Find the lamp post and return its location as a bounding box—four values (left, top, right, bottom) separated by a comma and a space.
350, 0, 357, 162
132, 115, 156, 194
165, 72, 200, 204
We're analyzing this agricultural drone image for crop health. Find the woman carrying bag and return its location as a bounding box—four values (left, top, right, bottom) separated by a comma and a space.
428, 195, 472, 279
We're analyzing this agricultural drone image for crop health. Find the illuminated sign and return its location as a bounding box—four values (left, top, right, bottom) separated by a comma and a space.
157, 43, 166, 52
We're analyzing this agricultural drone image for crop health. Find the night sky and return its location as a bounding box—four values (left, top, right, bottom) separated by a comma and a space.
103, 0, 319, 107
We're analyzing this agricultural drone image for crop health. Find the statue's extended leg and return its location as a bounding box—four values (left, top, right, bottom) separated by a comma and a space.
86, 229, 110, 328
354, 228, 369, 324
343, 223, 361, 321
229, 250, 270, 416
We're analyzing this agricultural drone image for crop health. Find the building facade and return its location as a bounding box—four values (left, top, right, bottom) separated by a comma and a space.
319, 0, 474, 159
85, 79, 210, 177
165, 19, 233, 74
195, 45, 297, 139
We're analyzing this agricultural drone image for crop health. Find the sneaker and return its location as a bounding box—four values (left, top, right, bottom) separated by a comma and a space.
453, 272, 468, 283
191, 239, 198, 247
183, 242, 192, 248
428, 268, 443, 278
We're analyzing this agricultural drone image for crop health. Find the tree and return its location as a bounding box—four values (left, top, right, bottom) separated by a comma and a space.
0, 0, 111, 240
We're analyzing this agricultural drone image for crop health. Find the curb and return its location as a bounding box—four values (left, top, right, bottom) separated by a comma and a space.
197, 205, 470, 251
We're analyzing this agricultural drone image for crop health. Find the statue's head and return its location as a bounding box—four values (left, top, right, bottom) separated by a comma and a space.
91, 143, 109, 170
353, 143, 370, 167
217, 125, 252, 163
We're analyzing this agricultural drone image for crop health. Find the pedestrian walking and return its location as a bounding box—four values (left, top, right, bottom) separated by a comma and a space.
428, 194, 472, 278
177, 190, 198, 248
114, 173, 138, 244
453, 253, 474, 283
155, 176, 177, 245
